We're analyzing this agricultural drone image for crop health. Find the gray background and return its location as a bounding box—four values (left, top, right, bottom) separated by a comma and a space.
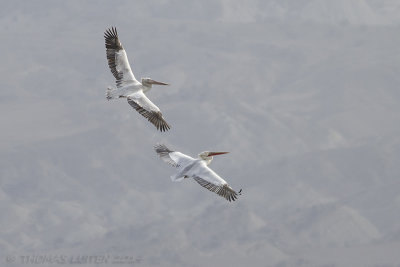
1, 0, 400, 266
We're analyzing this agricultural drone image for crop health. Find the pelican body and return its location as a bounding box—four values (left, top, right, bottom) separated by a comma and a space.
155, 144, 241, 202
104, 27, 170, 132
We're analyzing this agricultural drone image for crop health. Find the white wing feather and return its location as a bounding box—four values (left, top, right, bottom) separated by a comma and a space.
154, 144, 194, 168
104, 27, 139, 88
188, 161, 227, 186
169, 152, 196, 170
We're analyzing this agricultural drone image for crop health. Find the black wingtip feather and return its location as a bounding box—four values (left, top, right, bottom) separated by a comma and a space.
154, 144, 180, 168
104, 26, 124, 84
154, 144, 174, 154
127, 98, 171, 132
193, 176, 240, 202
104, 27, 121, 50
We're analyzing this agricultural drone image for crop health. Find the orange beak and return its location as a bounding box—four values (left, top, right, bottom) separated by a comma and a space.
148, 79, 169, 85
208, 152, 229, 156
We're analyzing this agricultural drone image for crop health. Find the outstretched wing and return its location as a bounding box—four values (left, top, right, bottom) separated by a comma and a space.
104, 27, 139, 88
191, 162, 240, 202
154, 144, 195, 168
127, 91, 170, 132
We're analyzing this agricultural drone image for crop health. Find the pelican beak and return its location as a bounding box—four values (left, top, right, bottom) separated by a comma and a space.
148, 79, 169, 86
208, 152, 229, 156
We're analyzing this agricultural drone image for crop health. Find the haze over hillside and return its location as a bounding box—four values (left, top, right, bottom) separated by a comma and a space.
1, 1, 400, 266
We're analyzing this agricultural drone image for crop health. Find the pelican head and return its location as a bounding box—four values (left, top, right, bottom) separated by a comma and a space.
199, 151, 229, 165
142, 77, 169, 87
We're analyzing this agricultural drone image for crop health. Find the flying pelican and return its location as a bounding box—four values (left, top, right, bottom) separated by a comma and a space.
104, 27, 170, 132
154, 144, 242, 202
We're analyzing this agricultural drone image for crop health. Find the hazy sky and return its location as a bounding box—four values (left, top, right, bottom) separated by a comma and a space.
1, 1, 400, 266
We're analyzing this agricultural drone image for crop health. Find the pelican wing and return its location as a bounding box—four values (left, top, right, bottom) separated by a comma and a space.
191, 163, 239, 202
154, 144, 195, 168
127, 91, 170, 132
104, 27, 139, 88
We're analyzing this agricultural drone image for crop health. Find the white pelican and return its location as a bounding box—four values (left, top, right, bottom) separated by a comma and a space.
104, 27, 170, 132
154, 144, 242, 202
